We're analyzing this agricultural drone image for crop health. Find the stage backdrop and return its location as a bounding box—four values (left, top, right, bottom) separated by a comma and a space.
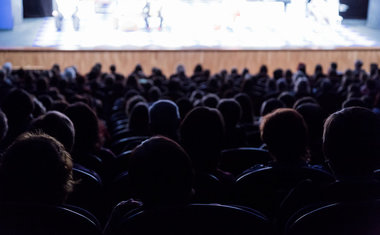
340, 0, 369, 19
23, 0, 52, 17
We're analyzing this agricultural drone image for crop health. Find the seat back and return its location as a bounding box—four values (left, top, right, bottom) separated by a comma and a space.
67, 164, 103, 222
220, 147, 272, 176
113, 203, 269, 235
0, 202, 102, 235
192, 172, 226, 203
286, 200, 380, 235
112, 150, 133, 177
234, 166, 335, 216
110, 136, 149, 155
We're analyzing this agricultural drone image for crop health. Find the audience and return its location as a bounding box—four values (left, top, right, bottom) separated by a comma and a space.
0, 60, 379, 234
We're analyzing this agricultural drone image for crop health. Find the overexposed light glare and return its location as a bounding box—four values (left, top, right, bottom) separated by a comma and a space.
36, 0, 377, 49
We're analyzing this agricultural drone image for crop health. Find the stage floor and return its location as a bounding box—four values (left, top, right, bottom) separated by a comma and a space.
1, 2, 380, 50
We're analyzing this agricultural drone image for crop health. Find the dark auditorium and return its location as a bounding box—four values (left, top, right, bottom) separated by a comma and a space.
1, 0, 380, 234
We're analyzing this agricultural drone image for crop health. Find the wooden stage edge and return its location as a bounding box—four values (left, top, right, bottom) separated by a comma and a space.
1, 47, 380, 76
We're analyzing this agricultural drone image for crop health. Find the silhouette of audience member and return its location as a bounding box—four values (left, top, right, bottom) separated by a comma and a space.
0, 133, 74, 204
296, 103, 325, 165
260, 98, 284, 118
217, 98, 246, 148
260, 108, 309, 165
324, 107, 380, 178
0, 89, 34, 150
342, 97, 366, 109
278, 92, 296, 108
29, 111, 75, 152
234, 93, 255, 126
282, 107, 380, 219
202, 93, 220, 108
149, 100, 180, 142
176, 97, 193, 121
129, 136, 193, 207
180, 107, 233, 185
104, 136, 193, 234
64, 102, 102, 173
127, 102, 150, 137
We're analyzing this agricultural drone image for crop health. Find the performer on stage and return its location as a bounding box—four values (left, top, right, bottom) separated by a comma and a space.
307, 0, 342, 25
143, 1, 151, 30
53, 0, 80, 31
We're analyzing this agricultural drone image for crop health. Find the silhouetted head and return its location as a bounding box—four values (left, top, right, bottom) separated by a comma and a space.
323, 107, 380, 178
234, 93, 254, 124
147, 86, 162, 103
176, 97, 193, 121
355, 60, 363, 69
342, 98, 366, 109
128, 102, 149, 133
260, 108, 308, 163
126, 95, 147, 116
149, 100, 180, 141
38, 95, 54, 111
202, 93, 220, 108
0, 133, 74, 204
278, 92, 296, 108
1, 89, 34, 122
296, 103, 324, 140
217, 98, 242, 128
293, 96, 318, 110
30, 111, 75, 152
129, 136, 193, 207
110, 64, 116, 73
64, 102, 99, 153
260, 98, 284, 117
180, 107, 225, 171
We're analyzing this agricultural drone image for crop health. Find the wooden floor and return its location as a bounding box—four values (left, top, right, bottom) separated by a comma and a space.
1, 48, 380, 76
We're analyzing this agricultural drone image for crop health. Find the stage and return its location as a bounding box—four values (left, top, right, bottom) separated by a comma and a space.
1, 0, 380, 75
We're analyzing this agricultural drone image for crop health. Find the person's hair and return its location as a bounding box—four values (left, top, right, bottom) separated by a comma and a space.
149, 100, 180, 140
278, 92, 296, 108
176, 97, 194, 121
147, 86, 161, 102
126, 95, 146, 116
128, 102, 149, 133
129, 136, 193, 206
64, 102, 99, 153
180, 107, 225, 170
0, 109, 8, 142
202, 94, 220, 108
217, 98, 242, 128
260, 98, 284, 117
293, 96, 318, 110
342, 98, 366, 109
323, 107, 380, 177
30, 111, 75, 152
1, 88, 34, 121
260, 108, 308, 162
0, 133, 74, 204
234, 93, 254, 124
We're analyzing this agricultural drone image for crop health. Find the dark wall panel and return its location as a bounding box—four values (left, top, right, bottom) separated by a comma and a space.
23, 0, 52, 18
340, 0, 369, 19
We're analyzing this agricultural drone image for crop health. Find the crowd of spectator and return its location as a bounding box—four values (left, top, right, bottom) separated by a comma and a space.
0, 60, 380, 234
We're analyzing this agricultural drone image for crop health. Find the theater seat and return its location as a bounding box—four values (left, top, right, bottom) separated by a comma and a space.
111, 136, 149, 155
234, 166, 335, 217
108, 203, 269, 235
192, 172, 227, 203
220, 147, 272, 176
285, 200, 380, 235
67, 164, 104, 223
0, 202, 102, 235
